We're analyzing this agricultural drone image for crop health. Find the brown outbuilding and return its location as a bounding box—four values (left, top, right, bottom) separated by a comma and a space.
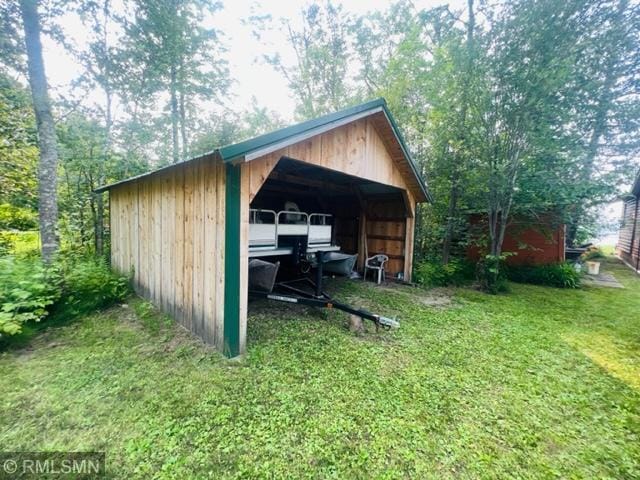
96, 99, 431, 357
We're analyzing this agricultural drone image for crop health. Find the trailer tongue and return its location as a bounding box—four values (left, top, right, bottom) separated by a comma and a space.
249, 251, 400, 330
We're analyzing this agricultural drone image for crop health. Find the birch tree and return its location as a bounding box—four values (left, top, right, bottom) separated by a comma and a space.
19, 0, 59, 262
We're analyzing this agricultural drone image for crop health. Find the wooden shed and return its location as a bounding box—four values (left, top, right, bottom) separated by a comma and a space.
96, 99, 431, 357
617, 171, 640, 273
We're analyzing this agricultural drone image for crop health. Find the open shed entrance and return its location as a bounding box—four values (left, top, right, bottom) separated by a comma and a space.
248, 157, 413, 280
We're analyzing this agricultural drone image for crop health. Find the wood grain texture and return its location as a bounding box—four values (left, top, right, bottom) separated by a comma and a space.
109, 157, 226, 349
214, 162, 226, 350
248, 117, 420, 281
248, 118, 413, 199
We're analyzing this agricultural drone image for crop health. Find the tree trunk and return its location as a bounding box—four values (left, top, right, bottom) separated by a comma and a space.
95, 183, 105, 257
177, 50, 188, 160
20, 0, 59, 263
170, 63, 179, 163
95, 0, 112, 258
95, 87, 111, 258
179, 86, 188, 160
441, 178, 458, 263
442, 0, 474, 263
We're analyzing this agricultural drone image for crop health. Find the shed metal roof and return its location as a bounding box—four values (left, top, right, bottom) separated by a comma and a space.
96, 98, 431, 201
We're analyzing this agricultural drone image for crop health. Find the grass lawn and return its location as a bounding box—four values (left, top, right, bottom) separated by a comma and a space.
1, 257, 639, 479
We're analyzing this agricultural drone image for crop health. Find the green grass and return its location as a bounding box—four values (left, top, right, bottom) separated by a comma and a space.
0, 258, 639, 478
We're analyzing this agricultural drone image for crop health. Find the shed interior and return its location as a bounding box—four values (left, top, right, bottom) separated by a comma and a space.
249, 157, 412, 278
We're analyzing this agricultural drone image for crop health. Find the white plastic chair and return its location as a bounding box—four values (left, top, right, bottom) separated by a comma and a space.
364, 254, 389, 285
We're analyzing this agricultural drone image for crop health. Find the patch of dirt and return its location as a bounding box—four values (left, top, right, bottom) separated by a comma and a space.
12, 328, 69, 361
416, 289, 453, 308
115, 303, 141, 328
375, 283, 453, 308
396, 288, 453, 308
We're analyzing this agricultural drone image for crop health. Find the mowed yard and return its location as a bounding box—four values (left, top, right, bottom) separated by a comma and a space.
1, 258, 639, 479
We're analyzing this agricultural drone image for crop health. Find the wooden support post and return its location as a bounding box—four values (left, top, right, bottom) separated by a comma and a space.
358, 210, 368, 272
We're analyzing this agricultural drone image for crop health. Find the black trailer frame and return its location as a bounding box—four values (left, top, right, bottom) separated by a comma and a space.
249, 251, 400, 330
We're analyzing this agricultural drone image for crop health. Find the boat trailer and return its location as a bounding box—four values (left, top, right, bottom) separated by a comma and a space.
249, 251, 400, 330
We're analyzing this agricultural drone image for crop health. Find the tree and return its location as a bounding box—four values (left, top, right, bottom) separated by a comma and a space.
351, 1, 473, 261
565, 0, 640, 245
19, 0, 59, 262
476, 0, 583, 259
0, 2, 26, 74
122, 0, 230, 163
56, 112, 146, 252
74, 0, 120, 256
262, 1, 356, 120
440, 0, 476, 264
0, 74, 38, 210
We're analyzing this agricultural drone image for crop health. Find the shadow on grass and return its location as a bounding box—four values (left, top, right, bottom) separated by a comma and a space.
0, 301, 120, 352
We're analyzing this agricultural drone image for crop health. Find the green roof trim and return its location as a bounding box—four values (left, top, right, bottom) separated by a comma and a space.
380, 102, 432, 203
95, 98, 431, 202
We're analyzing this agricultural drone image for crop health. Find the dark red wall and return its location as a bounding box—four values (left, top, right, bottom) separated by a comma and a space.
467, 216, 565, 265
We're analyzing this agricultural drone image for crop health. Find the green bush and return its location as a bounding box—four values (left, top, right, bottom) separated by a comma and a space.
507, 262, 581, 288
0, 203, 37, 230
55, 255, 131, 317
0, 231, 40, 256
0, 256, 61, 336
414, 258, 474, 287
476, 254, 510, 294
0, 255, 131, 338
0, 233, 14, 256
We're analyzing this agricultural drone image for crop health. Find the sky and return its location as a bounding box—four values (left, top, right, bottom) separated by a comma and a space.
41, 0, 466, 121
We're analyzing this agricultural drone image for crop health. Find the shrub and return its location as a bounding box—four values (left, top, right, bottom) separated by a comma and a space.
0, 203, 37, 230
507, 262, 581, 288
476, 254, 510, 294
0, 256, 61, 336
0, 231, 40, 256
0, 233, 14, 256
414, 258, 474, 287
55, 255, 131, 317
0, 255, 130, 338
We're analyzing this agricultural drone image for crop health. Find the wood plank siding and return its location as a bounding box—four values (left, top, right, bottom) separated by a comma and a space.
246, 118, 414, 198
617, 196, 640, 272
107, 104, 424, 357
239, 116, 418, 318
109, 157, 226, 347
